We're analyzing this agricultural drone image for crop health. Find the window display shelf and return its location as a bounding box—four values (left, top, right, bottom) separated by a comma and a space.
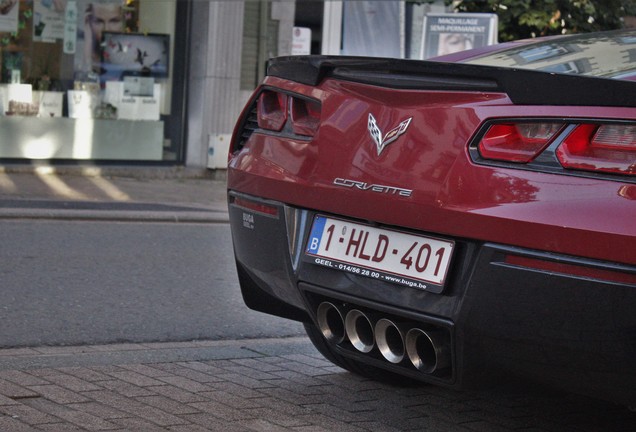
0, 117, 164, 160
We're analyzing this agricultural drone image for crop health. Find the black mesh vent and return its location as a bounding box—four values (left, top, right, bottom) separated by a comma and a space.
236, 103, 258, 151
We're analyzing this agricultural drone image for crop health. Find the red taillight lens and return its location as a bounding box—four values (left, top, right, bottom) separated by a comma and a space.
479, 122, 563, 163
557, 124, 636, 176
232, 196, 279, 217
256, 91, 321, 137
290, 97, 321, 136
505, 255, 636, 285
257, 91, 287, 131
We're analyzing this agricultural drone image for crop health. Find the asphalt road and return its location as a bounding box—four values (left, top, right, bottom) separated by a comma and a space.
0, 219, 305, 348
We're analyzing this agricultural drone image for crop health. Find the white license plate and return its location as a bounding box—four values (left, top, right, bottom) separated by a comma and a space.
305, 216, 454, 292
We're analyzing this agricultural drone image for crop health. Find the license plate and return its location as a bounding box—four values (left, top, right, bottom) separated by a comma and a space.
305, 216, 454, 292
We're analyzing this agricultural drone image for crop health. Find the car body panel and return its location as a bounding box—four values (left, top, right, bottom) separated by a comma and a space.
230, 77, 635, 265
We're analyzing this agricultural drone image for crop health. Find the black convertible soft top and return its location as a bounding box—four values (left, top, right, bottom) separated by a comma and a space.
266, 55, 635, 108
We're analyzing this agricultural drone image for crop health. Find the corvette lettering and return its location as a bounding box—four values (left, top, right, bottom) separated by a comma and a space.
333, 178, 412, 197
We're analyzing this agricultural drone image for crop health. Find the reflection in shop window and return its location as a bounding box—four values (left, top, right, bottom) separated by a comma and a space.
540, 61, 580, 74
517, 44, 569, 63
540, 58, 590, 75
0, 0, 178, 162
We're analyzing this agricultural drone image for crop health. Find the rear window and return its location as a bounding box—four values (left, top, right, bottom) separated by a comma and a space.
462, 29, 636, 80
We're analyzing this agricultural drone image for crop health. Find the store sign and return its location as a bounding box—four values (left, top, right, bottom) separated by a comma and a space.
0, 0, 19, 33
67, 90, 99, 118
104, 81, 161, 121
292, 27, 311, 55
34, 91, 63, 117
420, 13, 498, 59
123, 77, 155, 97
0, 84, 32, 115
34, 0, 67, 42
118, 96, 160, 121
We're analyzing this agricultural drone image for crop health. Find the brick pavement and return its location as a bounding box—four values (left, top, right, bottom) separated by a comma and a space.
1, 338, 635, 432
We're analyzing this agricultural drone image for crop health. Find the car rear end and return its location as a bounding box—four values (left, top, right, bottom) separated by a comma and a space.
227, 55, 636, 405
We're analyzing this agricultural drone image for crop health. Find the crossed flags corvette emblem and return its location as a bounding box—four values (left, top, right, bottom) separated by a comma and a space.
368, 113, 413, 155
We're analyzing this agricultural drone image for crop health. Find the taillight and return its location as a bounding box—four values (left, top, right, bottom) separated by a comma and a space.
257, 90, 287, 131
231, 196, 279, 217
474, 119, 636, 178
557, 124, 636, 176
255, 90, 321, 137
478, 122, 563, 163
505, 255, 636, 286
290, 97, 321, 136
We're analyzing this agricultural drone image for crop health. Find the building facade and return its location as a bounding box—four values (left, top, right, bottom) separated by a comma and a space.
0, 0, 446, 170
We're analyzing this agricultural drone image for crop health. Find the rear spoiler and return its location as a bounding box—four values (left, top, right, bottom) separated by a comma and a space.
266, 55, 635, 108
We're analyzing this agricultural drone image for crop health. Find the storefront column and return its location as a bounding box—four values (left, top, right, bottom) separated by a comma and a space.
186, 0, 244, 168
321, 1, 343, 55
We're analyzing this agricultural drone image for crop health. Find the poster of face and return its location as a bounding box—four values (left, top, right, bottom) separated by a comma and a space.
0, 0, 19, 33
33, 0, 67, 42
74, 0, 125, 73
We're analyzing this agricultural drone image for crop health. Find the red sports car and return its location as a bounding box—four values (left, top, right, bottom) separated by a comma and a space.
227, 29, 636, 406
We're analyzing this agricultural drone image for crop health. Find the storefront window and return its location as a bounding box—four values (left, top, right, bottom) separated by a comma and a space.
0, 0, 183, 162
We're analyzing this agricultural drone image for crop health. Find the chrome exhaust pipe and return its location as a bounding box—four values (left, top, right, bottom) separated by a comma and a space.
375, 318, 405, 364
316, 302, 346, 344
345, 309, 375, 353
405, 329, 450, 374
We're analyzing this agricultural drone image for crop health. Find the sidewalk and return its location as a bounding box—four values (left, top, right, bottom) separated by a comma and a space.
0, 167, 229, 223
1, 338, 634, 432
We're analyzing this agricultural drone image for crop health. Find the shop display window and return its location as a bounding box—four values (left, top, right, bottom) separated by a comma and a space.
0, 0, 179, 162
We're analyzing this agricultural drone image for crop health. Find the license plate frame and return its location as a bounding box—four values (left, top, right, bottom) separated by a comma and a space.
305, 215, 454, 293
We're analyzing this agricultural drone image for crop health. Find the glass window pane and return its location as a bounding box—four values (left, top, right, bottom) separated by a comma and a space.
0, 0, 183, 163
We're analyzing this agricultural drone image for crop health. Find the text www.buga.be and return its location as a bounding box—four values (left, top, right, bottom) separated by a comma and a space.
383, 274, 428, 290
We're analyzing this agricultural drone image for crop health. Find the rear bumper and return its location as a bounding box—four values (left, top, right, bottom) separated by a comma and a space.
229, 190, 636, 405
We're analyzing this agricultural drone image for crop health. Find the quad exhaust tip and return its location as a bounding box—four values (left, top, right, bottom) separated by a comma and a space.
375, 318, 405, 364
405, 328, 450, 374
316, 302, 346, 344
345, 309, 375, 353
316, 301, 451, 376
